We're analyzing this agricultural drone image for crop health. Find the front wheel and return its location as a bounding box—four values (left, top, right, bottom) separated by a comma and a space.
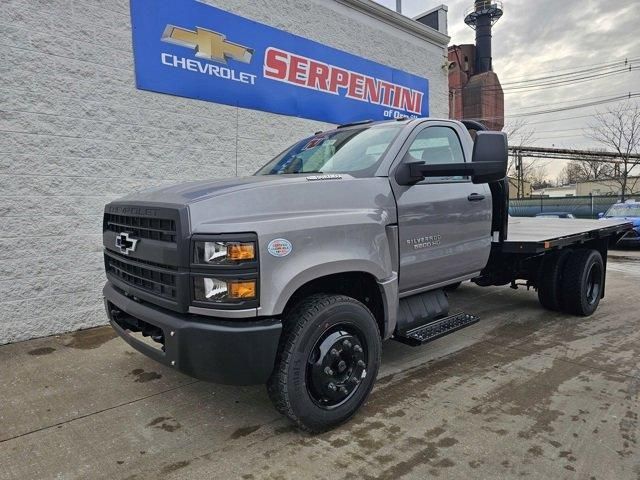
267, 294, 381, 433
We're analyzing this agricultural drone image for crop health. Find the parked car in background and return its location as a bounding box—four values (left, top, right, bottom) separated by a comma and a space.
599, 200, 640, 246
535, 212, 576, 219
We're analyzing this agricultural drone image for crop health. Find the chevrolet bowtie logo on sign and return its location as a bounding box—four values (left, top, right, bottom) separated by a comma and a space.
161, 25, 254, 64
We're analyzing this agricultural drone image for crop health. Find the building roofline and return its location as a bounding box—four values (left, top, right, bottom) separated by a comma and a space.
412, 4, 448, 20
335, 0, 451, 47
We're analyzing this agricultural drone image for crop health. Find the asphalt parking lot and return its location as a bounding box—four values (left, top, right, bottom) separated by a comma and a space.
1, 250, 639, 480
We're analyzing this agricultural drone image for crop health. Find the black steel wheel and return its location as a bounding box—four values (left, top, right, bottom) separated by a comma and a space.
585, 260, 603, 305
560, 249, 604, 316
267, 294, 381, 433
306, 326, 368, 409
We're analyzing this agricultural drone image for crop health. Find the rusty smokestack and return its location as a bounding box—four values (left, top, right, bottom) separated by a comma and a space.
465, 1, 503, 74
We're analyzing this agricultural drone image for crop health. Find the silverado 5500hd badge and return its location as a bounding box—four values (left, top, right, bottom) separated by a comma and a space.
407, 234, 441, 250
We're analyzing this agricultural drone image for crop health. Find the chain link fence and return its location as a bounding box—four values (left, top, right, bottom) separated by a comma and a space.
509, 195, 640, 219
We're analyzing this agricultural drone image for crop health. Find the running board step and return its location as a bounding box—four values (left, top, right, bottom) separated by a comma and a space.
393, 313, 479, 347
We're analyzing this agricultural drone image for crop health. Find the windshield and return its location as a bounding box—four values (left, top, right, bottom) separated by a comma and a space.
605, 203, 640, 217
255, 124, 402, 177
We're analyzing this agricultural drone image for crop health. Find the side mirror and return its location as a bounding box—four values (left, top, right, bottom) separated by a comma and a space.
395, 131, 508, 185
470, 131, 509, 183
597, 212, 605, 219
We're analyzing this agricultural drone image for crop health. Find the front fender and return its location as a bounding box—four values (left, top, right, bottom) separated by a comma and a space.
257, 222, 395, 318
268, 260, 393, 316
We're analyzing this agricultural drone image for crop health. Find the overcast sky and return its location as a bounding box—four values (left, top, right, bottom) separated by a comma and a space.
374, 0, 639, 179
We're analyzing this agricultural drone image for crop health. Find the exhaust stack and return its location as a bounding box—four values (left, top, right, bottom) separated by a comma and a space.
464, 1, 504, 73
448, 1, 505, 131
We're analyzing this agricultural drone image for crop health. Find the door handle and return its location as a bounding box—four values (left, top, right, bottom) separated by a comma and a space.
467, 193, 485, 202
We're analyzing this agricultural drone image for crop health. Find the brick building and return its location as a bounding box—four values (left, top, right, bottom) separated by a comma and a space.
447, 1, 505, 131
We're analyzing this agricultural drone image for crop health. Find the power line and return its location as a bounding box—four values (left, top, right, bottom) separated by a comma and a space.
508, 91, 635, 113
452, 68, 634, 92
524, 112, 614, 126
499, 56, 640, 81
511, 93, 640, 117
504, 67, 638, 92
450, 66, 639, 94
529, 127, 588, 134
533, 133, 589, 140
499, 57, 639, 86
464, 93, 640, 123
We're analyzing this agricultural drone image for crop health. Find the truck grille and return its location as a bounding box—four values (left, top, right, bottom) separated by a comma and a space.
103, 213, 177, 243
105, 252, 177, 300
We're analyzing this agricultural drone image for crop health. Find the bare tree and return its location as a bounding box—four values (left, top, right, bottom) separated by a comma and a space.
504, 119, 536, 148
504, 120, 536, 177
557, 161, 582, 186
588, 102, 640, 201
527, 162, 550, 190
573, 155, 615, 181
503, 120, 549, 196
557, 154, 615, 186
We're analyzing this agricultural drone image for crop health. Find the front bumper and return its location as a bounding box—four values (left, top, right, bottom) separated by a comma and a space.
103, 282, 282, 385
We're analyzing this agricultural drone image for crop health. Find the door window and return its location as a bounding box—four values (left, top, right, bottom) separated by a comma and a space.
406, 126, 467, 182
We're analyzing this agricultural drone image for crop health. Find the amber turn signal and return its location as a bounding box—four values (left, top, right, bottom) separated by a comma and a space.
228, 280, 256, 299
227, 243, 256, 261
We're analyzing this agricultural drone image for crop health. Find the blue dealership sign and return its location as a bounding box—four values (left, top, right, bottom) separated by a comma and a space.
130, 0, 429, 124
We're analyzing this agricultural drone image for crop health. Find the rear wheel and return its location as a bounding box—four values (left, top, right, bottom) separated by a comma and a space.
537, 250, 572, 311
560, 249, 604, 316
267, 294, 381, 433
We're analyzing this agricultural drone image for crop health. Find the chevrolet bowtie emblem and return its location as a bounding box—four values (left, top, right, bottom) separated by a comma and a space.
115, 232, 139, 255
161, 25, 254, 64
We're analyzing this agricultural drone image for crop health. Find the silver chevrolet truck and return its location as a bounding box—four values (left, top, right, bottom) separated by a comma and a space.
103, 118, 631, 432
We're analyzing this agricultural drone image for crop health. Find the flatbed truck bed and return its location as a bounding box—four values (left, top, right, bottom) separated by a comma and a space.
500, 217, 633, 254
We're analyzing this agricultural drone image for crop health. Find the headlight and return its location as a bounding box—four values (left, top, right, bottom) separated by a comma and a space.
194, 277, 257, 303
193, 241, 255, 265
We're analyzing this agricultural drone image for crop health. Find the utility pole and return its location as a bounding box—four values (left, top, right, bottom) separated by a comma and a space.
515, 150, 523, 199
450, 90, 455, 119
395, 0, 402, 13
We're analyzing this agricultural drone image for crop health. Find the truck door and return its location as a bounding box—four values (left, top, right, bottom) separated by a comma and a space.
391, 123, 492, 294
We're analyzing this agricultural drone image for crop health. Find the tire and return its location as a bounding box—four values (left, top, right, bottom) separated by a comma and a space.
537, 250, 572, 311
560, 249, 604, 316
267, 294, 382, 433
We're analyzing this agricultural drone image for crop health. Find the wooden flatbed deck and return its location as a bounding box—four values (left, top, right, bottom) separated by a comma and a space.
500, 217, 632, 254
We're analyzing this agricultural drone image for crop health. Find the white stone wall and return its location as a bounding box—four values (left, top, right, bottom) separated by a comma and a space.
0, 0, 448, 344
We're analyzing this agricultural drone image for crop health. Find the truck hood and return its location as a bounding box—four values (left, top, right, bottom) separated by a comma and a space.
113, 175, 397, 234
116, 175, 306, 205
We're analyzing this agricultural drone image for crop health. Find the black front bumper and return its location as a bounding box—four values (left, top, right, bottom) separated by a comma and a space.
103, 282, 282, 385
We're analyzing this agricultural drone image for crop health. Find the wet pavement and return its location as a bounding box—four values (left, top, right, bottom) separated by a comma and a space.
1, 252, 639, 479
